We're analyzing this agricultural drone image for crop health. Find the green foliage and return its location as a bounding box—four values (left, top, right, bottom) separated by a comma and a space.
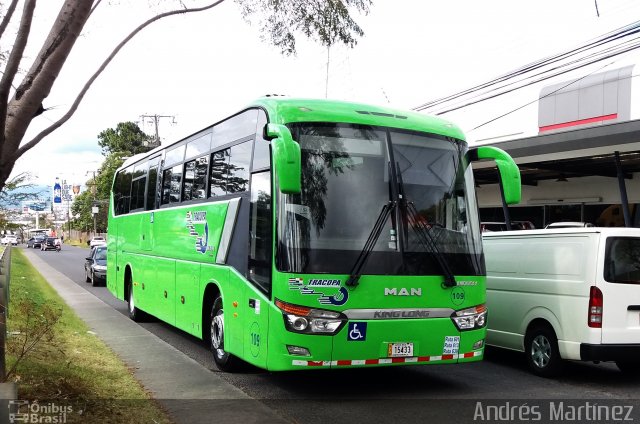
236, 0, 372, 55
97, 121, 153, 156
5, 299, 63, 382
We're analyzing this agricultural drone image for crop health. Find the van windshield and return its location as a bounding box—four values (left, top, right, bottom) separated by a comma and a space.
604, 237, 640, 284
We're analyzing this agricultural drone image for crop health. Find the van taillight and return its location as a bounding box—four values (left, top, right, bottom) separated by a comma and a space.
588, 286, 603, 328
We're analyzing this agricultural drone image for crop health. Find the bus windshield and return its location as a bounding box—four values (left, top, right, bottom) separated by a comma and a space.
277, 123, 483, 276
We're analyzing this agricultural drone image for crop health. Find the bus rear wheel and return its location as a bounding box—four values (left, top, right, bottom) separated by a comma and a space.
210, 296, 241, 372
127, 283, 147, 322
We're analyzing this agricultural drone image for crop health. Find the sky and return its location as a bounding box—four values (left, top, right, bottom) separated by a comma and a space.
7, 0, 640, 193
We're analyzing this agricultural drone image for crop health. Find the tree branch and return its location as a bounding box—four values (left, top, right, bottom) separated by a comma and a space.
88, 0, 103, 20
13, 0, 227, 162
0, 0, 36, 142
0, 0, 20, 41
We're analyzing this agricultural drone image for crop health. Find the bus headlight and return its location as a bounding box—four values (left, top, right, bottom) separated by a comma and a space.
451, 304, 487, 331
276, 299, 347, 335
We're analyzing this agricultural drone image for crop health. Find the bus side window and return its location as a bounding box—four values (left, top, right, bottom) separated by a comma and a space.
249, 170, 272, 291
183, 160, 196, 201
183, 155, 208, 201
209, 141, 251, 197
146, 158, 160, 210
228, 141, 251, 193
209, 150, 228, 197
130, 177, 146, 211
161, 168, 172, 205
169, 164, 182, 203
252, 110, 269, 171
114, 167, 132, 215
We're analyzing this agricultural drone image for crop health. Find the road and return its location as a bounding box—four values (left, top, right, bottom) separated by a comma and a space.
28, 244, 640, 423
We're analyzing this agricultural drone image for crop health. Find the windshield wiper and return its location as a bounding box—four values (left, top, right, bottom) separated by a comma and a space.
396, 163, 457, 288
345, 200, 395, 287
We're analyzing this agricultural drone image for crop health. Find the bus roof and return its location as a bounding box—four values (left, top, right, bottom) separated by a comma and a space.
119, 97, 466, 169
252, 97, 466, 141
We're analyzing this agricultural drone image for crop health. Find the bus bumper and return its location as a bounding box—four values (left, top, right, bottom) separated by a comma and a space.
266, 319, 485, 371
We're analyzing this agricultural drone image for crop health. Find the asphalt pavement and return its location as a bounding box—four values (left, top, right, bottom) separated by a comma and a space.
22, 247, 289, 424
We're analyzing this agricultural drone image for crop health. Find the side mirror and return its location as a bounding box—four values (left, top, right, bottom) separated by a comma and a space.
470, 146, 521, 205
266, 123, 301, 194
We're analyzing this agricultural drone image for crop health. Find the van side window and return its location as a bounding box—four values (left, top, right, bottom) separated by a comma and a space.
605, 237, 640, 284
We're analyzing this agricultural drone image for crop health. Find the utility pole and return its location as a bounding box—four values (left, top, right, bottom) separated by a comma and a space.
87, 171, 98, 236
140, 114, 176, 147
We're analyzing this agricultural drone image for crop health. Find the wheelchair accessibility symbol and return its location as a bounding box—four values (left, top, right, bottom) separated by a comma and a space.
347, 322, 367, 341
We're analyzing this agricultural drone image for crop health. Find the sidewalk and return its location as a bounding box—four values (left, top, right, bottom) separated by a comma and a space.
22, 248, 289, 424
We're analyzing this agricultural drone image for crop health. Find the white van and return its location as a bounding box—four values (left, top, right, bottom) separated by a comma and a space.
483, 227, 640, 377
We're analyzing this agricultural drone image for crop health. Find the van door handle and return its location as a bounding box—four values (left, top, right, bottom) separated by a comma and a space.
249, 299, 256, 308
627, 305, 640, 311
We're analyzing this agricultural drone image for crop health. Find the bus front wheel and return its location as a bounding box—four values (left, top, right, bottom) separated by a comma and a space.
210, 296, 241, 372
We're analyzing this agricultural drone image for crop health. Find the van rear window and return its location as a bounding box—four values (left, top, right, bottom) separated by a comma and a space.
605, 237, 640, 284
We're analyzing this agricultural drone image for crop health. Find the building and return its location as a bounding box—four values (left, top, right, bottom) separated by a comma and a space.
473, 65, 640, 228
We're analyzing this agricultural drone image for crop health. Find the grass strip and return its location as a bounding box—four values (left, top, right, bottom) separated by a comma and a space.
5, 248, 172, 423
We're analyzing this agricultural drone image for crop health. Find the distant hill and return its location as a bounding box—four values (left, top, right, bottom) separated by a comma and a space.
0, 184, 50, 209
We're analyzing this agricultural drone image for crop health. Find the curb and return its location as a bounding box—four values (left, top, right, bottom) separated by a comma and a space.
21, 248, 289, 424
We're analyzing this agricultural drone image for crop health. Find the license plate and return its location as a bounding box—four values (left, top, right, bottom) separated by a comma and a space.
388, 342, 413, 357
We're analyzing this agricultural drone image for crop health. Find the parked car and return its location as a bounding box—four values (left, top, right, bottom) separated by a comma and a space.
85, 245, 107, 286
27, 235, 46, 248
88, 236, 106, 248
545, 221, 594, 229
41, 237, 61, 251
1, 235, 18, 245
484, 227, 640, 376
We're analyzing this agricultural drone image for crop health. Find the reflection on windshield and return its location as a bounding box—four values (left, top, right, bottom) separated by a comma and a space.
95, 248, 107, 261
277, 123, 483, 276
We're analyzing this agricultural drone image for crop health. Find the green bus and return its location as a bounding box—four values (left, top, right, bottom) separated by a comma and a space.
107, 97, 520, 372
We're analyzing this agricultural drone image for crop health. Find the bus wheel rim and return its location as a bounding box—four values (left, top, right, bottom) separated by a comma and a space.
129, 290, 135, 314
212, 311, 225, 357
531, 334, 551, 368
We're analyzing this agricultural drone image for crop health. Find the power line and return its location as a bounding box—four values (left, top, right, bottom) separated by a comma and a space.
468, 60, 618, 132
412, 20, 640, 113
432, 37, 640, 116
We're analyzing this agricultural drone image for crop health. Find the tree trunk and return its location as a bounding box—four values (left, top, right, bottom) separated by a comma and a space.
1, 1, 92, 179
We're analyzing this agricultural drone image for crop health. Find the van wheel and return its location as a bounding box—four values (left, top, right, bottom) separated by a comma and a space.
525, 325, 562, 377
209, 296, 241, 372
616, 361, 640, 375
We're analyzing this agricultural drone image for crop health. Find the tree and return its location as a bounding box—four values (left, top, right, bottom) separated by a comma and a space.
97, 121, 153, 156
72, 121, 153, 232
0, 0, 372, 192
